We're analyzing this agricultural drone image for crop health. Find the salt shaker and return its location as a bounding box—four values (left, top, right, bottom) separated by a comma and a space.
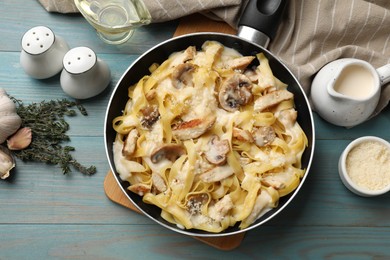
60, 47, 111, 99
20, 26, 70, 79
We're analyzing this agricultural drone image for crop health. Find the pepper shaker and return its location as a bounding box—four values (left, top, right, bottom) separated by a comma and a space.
60, 47, 111, 99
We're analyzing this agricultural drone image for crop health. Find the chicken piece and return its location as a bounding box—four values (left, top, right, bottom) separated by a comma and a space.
200, 165, 234, 183
129, 183, 150, 196
254, 90, 293, 112
122, 128, 139, 159
209, 195, 234, 222
276, 108, 298, 128
232, 127, 254, 143
152, 172, 167, 193
225, 56, 255, 71
172, 116, 216, 141
261, 178, 285, 190
252, 126, 276, 147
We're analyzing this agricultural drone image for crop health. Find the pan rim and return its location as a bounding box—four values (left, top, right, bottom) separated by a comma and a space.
104, 32, 316, 237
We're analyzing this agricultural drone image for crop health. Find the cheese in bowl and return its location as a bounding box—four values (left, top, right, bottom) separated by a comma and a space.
112, 41, 308, 232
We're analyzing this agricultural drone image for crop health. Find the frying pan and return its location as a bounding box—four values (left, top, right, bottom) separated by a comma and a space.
104, 0, 315, 237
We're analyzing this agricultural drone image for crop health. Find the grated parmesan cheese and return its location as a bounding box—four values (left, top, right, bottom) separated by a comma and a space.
346, 141, 390, 191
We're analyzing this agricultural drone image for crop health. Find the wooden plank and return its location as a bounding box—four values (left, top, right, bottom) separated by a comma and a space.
1, 225, 390, 258
173, 13, 236, 36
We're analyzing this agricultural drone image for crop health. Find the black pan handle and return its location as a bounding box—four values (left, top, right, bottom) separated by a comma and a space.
237, 0, 287, 48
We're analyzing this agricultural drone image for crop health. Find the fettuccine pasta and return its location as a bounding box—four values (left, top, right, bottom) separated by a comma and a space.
112, 41, 308, 232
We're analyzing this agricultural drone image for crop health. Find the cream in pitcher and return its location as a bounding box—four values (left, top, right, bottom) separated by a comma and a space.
311, 58, 390, 127
333, 64, 375, 99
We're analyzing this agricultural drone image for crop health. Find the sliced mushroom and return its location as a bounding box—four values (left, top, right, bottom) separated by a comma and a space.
253, 89, 293, 112
122, 128, 139, 159
140, 105, 160, 129
200, 164, 234, 183
261, 178, 286, 190
252, 126, 276, 147
218, 73, 253, 112
204, 135, 230, 165
225, 56, 255, 71
276, 108, 298, 128
187, 193, 209, 215
172, 115, 216, 141
150, 144, 186, 164
171, 63, 196, 89
232, 127, 254, 143
152, 172, 167, 193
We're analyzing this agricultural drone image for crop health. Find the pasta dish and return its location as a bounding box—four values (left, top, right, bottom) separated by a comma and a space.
112, 41, 308, 232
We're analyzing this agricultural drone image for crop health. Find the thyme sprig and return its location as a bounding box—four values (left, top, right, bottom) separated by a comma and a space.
11, 98, 96, 175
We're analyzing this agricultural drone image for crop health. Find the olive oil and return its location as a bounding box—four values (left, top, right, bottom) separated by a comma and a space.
74, 0, 151, 44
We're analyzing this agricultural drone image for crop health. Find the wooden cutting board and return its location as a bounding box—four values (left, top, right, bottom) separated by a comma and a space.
103, 14, 245, 250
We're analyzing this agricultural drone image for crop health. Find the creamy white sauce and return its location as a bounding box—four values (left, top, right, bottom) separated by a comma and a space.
333, 65, 374, 99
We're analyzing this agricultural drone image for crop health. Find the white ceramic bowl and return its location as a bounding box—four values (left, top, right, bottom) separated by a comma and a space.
338, 136, 390, 197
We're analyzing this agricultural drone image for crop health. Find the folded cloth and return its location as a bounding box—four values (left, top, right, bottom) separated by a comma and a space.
38, 0, 79, 13
37, 0, 246, 27
271, 0, 390, 118
38, 0, 390, 119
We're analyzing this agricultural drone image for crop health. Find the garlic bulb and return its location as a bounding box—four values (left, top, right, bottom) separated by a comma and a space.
0, 88, 22, 144
0, 145, 15, 179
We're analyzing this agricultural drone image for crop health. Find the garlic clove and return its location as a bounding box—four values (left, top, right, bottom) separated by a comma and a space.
7, 127, 32, 151
0, 88, 22, 144
0, 145, 15, 179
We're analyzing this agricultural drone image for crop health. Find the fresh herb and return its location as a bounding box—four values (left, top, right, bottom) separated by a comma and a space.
11, 98, 96, 175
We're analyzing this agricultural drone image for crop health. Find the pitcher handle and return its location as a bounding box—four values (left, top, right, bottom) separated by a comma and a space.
377, 63, 390, 86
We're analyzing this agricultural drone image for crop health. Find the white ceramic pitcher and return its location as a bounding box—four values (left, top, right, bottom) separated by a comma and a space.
311, 58, 390, 127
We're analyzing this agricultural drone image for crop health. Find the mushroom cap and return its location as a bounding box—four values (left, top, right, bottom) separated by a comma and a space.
218, 73, 253, 112
150, 144, 186, 164
171, 63, 197, 89
204, 135, 230, 165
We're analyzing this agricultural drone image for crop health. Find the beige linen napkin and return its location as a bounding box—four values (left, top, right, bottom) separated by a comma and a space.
271, 0, 390, 118
37, 0, 246, 27
38, 0, 390, 118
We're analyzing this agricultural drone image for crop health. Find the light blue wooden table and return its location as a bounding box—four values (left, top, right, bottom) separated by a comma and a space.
1, 1, 390, 259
